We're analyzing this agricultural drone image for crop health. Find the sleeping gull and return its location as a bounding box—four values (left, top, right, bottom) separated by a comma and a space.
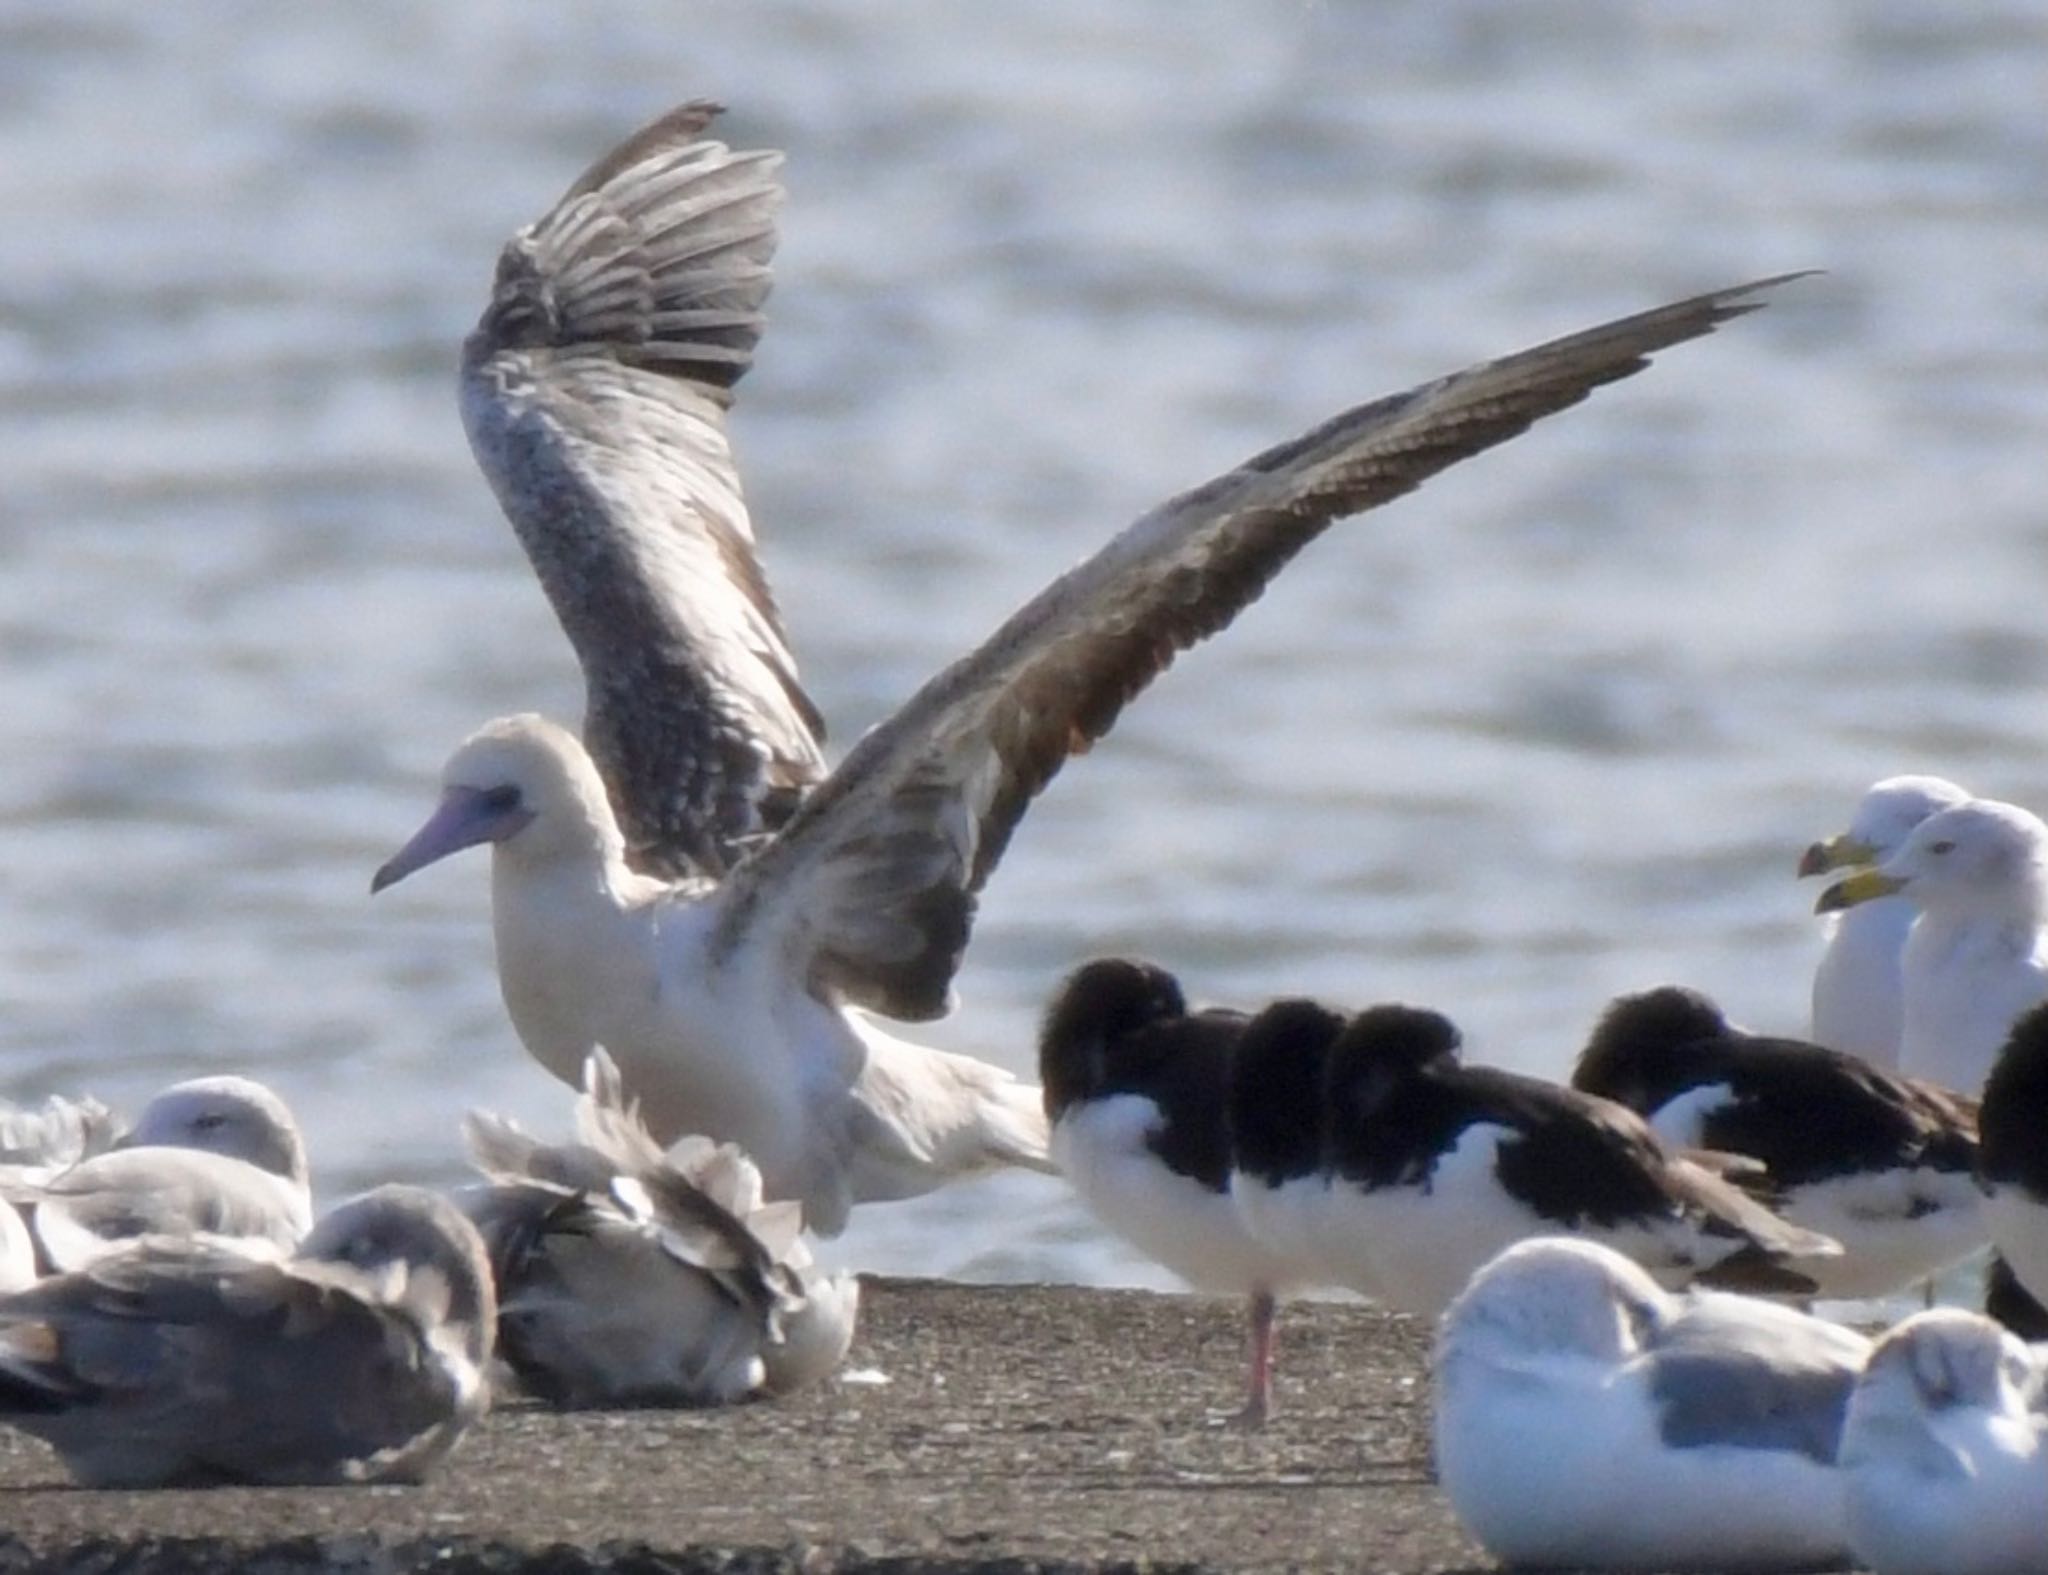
1434, 1236, 1869, 1572
1306, 1003, 1840, 1315
15, 1074, 312, 1271
1573, 985, 1984, 1298
1038, 958, 1297, 1425
1979, 1000, 2048, 1313
1838, 1308, 2047, 1575
1817, 797, 2048, 1095
0, 1184, 495, 1487
373, 100, 1803, 1233
1799, 774, 1971, 1066
460, 1050, 857, 1407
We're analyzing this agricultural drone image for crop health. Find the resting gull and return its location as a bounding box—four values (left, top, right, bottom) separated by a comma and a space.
460, 1050, 857, 1407
1306, 1003, 1839, 1314
1838, 1308, 2047, 1575
1799, 774, 1971, 1067
1435, 1236, 1869, 1572
1573, 985, 1984, 1298
1817, 797, 2048, 1095
15, 1074, 312, 1272
374, 100, 1802, 1232
1038, 958, 1295, 1425
0, 1184, 495, 1487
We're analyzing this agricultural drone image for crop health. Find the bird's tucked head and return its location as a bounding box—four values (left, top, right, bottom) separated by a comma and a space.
1855, 1309, 2037, 1420
1439, 1237, 1663, 1372
372, 714, 622, 893
303, 1184, 499, 1361
1573, 985, 1731, 1110
1322, 1002, 1463, 1129
1038, 957, 1188, 1116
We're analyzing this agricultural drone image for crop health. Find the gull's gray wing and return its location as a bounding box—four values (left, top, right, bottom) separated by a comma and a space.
0, 1240, 476, 1487
462, 101, 826, 880
711, 276, 1806, 1021
1647, 1295, 1871, 1464
31, 1148, 309, 1271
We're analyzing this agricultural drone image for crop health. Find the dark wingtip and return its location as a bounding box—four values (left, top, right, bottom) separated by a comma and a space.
564, 99, 731, 201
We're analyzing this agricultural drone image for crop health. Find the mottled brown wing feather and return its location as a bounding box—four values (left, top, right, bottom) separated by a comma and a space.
461, 103, 827, 880
713, 275, 1808, 1019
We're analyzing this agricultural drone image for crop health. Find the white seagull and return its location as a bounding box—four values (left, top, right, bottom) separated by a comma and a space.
460, 1051, 858, 1407
1817, 797, 2048, 1095
0, 1185, 496, 1488
13, 1075, 312, 1272
1435, 1236, 1870, 1573
1838, 1308, 2047, 1575
1799, 773, 1971, 1067
372, 99, 1801, 1233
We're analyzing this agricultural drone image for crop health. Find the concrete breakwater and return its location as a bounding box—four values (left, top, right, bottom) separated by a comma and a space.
0, 1277, 1856, 1573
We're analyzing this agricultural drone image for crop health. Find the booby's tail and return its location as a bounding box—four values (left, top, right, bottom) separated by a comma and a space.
844, 1027, 1058, 1209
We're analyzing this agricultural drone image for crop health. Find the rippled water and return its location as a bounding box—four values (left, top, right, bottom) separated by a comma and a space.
1, 2, 2043, 1285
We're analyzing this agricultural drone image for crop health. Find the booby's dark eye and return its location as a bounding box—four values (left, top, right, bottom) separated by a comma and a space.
481, 785, 523, 813
1930, 839, 1956, 855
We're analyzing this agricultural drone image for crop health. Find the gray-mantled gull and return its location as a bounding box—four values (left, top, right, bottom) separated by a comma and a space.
374, 101, 1807, 1234
460, 1050, 856, 1407
1573, 985, 1984, 1298
1818, 797, 2048, 1095
0, 1184, 495, 1487
1299, 1004, 1839, 1315
1039, 958, 1299, 1426
1799, 774, 1971, 1067
21, 1075, 311, 1271
461, 101, 825, 882
1435, 1236, 1869, 1572
1838, 1308, 2046, 1575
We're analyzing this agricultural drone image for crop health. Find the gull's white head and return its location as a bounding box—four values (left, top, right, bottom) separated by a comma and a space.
302, 1183, 499, 1361
372, 714, 622, 892
121, 1074, 309, 1188
1799, 774, 1972, 878
1853, 1309, 2039, 1423
1439, 1237, 1666, 1370
1817, 798, 2048, 919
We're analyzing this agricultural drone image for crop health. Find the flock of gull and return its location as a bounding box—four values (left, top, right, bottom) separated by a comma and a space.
0, 99, 2041, 1574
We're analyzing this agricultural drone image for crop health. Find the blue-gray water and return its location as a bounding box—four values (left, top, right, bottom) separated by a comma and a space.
0, 3, 2042, 1286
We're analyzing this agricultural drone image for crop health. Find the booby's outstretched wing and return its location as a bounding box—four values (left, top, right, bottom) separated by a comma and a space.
711, 274, 1806, 1019
462, 102, 826, 879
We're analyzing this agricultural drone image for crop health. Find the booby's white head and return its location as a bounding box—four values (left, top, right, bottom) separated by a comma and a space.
372, 713, 623, 893
1439, 1236, 1667, 1370
1817, 798, 2048, 921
